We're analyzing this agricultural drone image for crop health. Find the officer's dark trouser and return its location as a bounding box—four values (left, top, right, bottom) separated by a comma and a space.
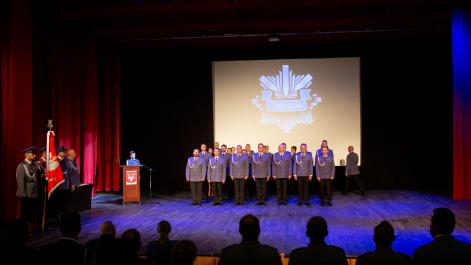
20, 197, 38, 224
190, 181, 202, 204
212, 182, 223, 204
255, 178, 267, 203
234, 179, 245, 204
344, 174, 365, 195
297, 176, 310, 203
276, 178, 288, 203
320, 179, 333, 203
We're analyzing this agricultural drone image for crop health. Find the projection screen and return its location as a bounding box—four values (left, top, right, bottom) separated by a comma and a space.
212, 58, 361, 165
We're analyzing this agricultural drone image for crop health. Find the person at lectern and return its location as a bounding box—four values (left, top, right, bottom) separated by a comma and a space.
207, 148, 226, 205
186, 149, 206, 206
126, 150, 141, 166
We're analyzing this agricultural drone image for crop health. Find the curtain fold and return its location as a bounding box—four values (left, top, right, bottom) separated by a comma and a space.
452, 8, 471, 200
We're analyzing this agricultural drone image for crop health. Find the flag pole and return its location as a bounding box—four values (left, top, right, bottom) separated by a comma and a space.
41, 120, 53, 234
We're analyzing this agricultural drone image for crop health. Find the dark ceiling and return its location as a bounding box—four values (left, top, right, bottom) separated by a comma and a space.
34, 0, 469, 47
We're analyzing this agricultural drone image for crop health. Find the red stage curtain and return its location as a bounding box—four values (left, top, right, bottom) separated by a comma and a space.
0, 0, 33, 221
1, 1, 121, 220
32, 33, 122, 197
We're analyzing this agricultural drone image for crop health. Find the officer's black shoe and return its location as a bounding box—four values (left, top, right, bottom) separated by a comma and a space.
320, 202, 325, 206
297, 202, 302, 206
305, 202, 310, 206
278, 202, 282, 206
327, 201, 333, 206
341, 191, 348, 195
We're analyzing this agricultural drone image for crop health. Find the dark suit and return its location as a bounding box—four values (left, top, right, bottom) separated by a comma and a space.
218, 240, 282, 265
413, 235, 471, 265
356, 248, 411, 265
146, 238, 177, 265
288, 242, 348, 265
41, 238, 90, 265
86, 235, 123, 265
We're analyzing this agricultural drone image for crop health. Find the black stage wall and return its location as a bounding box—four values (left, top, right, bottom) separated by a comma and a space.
121, 36, 452, 194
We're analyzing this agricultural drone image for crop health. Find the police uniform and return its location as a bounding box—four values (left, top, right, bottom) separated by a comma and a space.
229, 153, 249, 205
315, 155, 336, 205
272, 151, 292, 205
66, 157, 81, 189
293, 152, 313, 205
185, 156, 206, 205
315, 148, 334, 161
252, 152, 271, 205
343, 151, 365, 196
199, 151, 212, 165
221, 152, 232, 199
16, 146, 39, 224
207, 155, 226, 205
56, 146, 69, 190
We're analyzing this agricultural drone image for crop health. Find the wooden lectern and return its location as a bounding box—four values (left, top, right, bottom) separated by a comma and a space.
121, 165, 142, 205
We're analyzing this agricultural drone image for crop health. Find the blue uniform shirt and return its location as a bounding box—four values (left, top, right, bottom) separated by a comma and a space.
126, 159, 141, 166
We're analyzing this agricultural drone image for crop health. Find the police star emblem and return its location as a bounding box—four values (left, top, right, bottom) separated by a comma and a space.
251, 65, 321, 133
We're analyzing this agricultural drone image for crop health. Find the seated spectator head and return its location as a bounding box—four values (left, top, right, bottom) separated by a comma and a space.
306, 216, 328, 242
430, 207, 456, 237
100, 221, 116, 237
121, 229, 142, 252
60, 212, 81, 239
239, 214, 260, 241
157, 220, 172, 238
373, 221, 395, 249
171, 240, 197, 265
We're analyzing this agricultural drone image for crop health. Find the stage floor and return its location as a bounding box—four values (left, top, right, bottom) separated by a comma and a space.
29, 190, 471, 257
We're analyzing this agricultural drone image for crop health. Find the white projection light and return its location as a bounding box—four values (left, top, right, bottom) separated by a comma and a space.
252, 65, 322, 133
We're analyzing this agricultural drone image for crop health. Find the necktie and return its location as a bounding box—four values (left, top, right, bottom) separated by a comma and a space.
216, 157, 218, 161
259, 154, 262, 158
302, 153, 305, 158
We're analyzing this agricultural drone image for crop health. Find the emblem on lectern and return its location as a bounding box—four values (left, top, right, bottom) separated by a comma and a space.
251, 65, 321, 133
126, 171, 137, 185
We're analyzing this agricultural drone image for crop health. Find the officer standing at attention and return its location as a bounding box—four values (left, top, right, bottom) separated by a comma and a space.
253, 143, 271, 206
66, 149, 81, 192
343, 146, 365, 196
208, 148, 226, 205
16, 146, 40, 228
293, 143, 313, 206
316, 146, 336, 206
186, 148, 206, 206
230, 145, 249, 205
272, 143, 292, 205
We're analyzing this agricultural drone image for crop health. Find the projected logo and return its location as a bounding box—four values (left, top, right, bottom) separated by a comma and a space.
251, 65, 321, 133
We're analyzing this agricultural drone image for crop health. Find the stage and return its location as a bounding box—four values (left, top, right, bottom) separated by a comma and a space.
28, 190, 471, 257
